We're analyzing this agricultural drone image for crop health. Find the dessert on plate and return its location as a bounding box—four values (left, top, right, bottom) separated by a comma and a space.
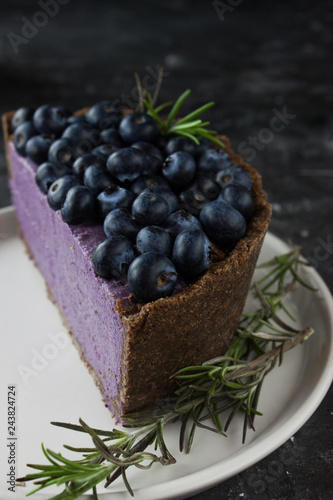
2, 92, 271, 419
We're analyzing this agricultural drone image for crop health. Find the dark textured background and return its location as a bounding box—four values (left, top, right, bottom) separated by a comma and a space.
1, 0, 333, 498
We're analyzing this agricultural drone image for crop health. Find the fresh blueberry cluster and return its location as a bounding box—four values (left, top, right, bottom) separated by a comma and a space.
12, 101, 254, 302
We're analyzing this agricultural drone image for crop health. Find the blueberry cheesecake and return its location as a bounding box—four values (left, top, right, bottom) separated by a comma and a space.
2, 93, 271, 418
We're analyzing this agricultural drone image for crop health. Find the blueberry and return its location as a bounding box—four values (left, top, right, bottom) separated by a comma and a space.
96, 185, 135, 220
61, 186, 95, 225
132, 192, 169, 225
154, 134, 168, 151
172, 229, 211, 279
72, 154, 105, 179
179, 187, 208, 215
83, 165, 113, 195
47, 175, 80, 211
131, 141, 164, 174
162, 152, 196, 188
199, 200, 246, 246
66, 115, 87, 126
100, 128, 124, 148
35, 161, 72, 194
193, 174, 220, 200
165, 136, 198, 157
11, 107, 35, 131
106, 147, 147, 183
119, 112, 158, 144
130, 175, 169, 197
13, 121, 37, 156
127, 252, 178, 302
86, 101, 122, 130
142, 185, 179, 214
215, 166, 252, 190
33, 105, 71, 136
26, 134, 54, 164
196, 137, 212, 156
219, 184, 254, 221
92, 235, 135, 280
136, 226, 172, 257
198, 148, 233, 174
162, 209, 203, 240
104, 208, 143, 241
62, 123, 102, 154
48, 138, 77, 167
92, 144, 119, 161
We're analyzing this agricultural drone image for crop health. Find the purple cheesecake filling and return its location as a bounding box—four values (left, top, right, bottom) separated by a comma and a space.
9, 141, 130, 416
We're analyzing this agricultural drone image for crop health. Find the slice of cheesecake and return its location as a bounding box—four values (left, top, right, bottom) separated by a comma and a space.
2, 110, 271, 419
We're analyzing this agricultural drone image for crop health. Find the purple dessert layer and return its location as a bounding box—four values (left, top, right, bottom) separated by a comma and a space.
9, 141, 128, 416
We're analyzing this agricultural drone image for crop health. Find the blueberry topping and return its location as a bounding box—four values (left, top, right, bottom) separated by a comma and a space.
100, 128, 124, 148
199, 200, 246, 246
72, 154, 105, 179
119, 112, 158, 144
48, 138, 77, 167
83, 165, 113, 195
219, 184, 254, 221
136, 226, 172, 257
165, 136, 198, 157
33, 105, 71, 136
106, 147, 147, 183
47, 175, 80, 211
11, 107, 35, 131
163, 209, 203, 240
132, 192, 169, 225
92, 235, 135, 280
131, 141, 164, 174
142, 185, 179, 215
104, 208, 143, 241
13, 121, 37, 156
130, 175, 169, 197
96, 185, 135, 220
198, 148, 233, 174
61, 186, 95, 225
35, 161, 72, 194
215, 165, 252, 190
26, 134, 54, 165
179, 187, 208, 215
172, 229, 211, 278
127, 252, 178, 302
162, 151, 196, 188
86, 101, 122, 130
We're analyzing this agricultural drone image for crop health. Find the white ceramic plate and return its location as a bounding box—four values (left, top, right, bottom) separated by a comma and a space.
0, 206, 332, 500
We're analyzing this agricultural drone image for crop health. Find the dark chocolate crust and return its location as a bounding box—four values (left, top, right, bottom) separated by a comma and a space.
2, 110, 271, 417
116, 135, 271, 414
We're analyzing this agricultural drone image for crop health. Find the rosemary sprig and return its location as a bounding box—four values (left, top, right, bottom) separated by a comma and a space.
17, 246, 315, 498
144, 88, 225, 148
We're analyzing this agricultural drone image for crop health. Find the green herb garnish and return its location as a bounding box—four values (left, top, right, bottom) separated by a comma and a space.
134, 68, 225, 148
17, 246, 315, 499
144, 89, 225, 148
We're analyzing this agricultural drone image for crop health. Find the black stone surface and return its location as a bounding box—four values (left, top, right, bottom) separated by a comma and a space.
1, 1, 332, 499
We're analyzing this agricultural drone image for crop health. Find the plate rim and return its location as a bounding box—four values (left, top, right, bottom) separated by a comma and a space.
1, 206, 333, 500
